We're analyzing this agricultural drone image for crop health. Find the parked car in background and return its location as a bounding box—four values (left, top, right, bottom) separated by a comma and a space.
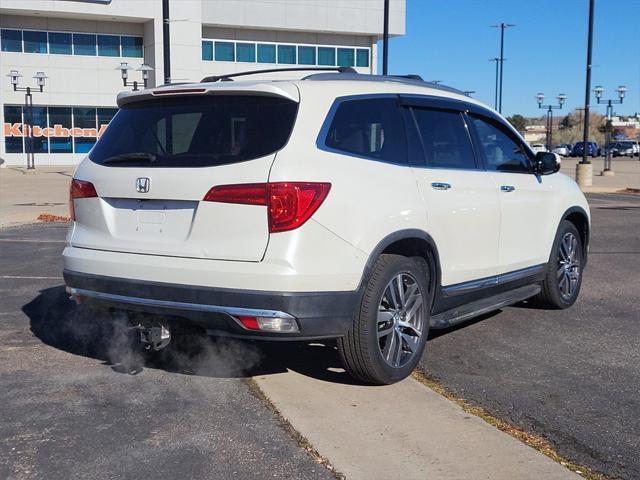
613, 140, 638, 157
553, 144, 571, 157
531, 143, 548, 154
571, 141, 600, 158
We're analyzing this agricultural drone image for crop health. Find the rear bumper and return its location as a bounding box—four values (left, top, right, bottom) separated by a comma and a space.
64, 270, 359, 341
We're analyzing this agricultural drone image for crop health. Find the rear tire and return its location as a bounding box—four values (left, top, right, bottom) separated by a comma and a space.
533, 220, 584, 309
338, 254, 431, 385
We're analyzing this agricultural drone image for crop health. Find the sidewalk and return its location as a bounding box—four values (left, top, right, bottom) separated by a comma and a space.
560, 156, 640, 193
256, 371, 580, 480
0, 166, 74, 227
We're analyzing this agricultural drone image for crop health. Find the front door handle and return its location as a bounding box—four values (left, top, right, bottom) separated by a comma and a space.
431, 182, 452, 190
500, 185, 516, 192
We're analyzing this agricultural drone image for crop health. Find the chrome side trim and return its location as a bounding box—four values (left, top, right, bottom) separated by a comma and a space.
66, 287, 296, 320
442, 264, 545, 298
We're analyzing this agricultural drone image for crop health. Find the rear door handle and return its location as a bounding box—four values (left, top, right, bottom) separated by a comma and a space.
500, 185, 516, 192
431, 182, 451, 190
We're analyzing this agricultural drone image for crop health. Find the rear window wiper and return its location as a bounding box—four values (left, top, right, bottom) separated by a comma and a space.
102, 152, 157, 164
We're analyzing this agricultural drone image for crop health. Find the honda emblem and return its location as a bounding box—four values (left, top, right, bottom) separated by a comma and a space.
136, 177, 150, 193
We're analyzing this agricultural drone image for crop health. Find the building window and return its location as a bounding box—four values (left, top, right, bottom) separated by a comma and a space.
318, 47, 336, 66
257, 43, 276, 63
215, 41, 235, 61
1, 29, 22, 52
337, 48, 355, 67
3, 105, 119, 155
277, 45, 296, 64
236, 42, 256, 62
97, 108, 118, 131
202, 38, 370, 69
48, 107, 74, 153
73, 108, 98, 153
298, 46, 316, 65
121, 36, 143, 57
30, 107, 50, 153
73, 33, 96, 56
356, 48, 369, 68
23, 31, 48, 54
202, 40, 213, 61
49, 32, 72, 55
3, 106, 23, 153
98, 35, 120, 57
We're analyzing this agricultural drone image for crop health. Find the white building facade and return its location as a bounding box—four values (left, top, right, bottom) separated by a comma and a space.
0, 0, 405, 166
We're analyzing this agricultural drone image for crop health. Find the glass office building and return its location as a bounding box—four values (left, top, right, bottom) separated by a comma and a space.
0, 0, 405, 166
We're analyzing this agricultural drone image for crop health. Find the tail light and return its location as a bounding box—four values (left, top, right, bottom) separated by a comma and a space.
69, 179, 98, 221
203, 182, 331, 233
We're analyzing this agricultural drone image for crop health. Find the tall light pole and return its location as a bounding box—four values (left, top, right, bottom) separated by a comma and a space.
594, 85, 626, 175
491, 23, 515, 114
162, 0, 171, 84
489, 58, 500, 110
536, 92, 567, 150
382, 0, 389, 75
6, 70, 47, 171
577, 0, 595, 188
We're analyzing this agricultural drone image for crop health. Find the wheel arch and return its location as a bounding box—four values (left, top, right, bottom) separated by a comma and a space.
358, 229, 442, 310
560, 206, 590, 266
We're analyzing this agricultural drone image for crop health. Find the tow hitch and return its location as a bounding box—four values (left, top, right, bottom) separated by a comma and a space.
128, 317, 171, 351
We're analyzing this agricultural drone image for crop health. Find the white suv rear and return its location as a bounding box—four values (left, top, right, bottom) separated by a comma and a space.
64, 69, 590, 384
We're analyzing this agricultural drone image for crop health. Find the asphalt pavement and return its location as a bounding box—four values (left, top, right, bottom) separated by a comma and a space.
0, 224, 333, 480
420, 192, 640, 480
1, 193, 638, 479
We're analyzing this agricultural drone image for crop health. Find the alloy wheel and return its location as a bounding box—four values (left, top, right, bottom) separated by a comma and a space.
377, 273, 426, 368
557, 232, 581, 300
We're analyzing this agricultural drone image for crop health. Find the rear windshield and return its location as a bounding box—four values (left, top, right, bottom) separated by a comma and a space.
90, 95, 298, 167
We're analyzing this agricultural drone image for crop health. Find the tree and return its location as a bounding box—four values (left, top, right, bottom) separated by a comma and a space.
506, 114, 527, 133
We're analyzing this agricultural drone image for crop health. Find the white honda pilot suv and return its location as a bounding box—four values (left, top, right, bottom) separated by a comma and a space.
64, 68, 590, 384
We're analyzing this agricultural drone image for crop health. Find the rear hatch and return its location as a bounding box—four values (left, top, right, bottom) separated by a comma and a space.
70, 86, 299, 262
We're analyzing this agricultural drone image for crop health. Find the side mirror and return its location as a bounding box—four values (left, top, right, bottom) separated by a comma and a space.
534, 152, 561, 175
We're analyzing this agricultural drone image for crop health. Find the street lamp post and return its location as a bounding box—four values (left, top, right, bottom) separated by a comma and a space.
489, 58, 500, 110
536, 92, 566, 150
6, 70, 48, 171
117, 62, 154, 91
491, 23, 515, 114
594, 85, 626, 175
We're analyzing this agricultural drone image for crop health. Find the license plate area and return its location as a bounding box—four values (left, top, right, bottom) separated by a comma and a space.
105, 198, 197, 241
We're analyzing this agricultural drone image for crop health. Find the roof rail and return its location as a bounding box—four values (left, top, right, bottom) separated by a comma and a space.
301, 72, 468, 96
201, 66, 356, 83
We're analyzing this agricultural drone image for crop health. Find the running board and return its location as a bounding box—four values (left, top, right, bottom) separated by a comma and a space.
430, 284, 541, 329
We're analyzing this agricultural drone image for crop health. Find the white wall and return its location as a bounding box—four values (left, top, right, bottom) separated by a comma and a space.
201, 0, 405, 37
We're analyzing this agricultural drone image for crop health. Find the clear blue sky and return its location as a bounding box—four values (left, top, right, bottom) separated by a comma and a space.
379, 0, 640, 118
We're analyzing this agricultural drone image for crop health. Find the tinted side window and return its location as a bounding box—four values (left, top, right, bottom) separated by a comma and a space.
470, 116, 531, 173
411, 108, 476, 170
324, 98, 407, 164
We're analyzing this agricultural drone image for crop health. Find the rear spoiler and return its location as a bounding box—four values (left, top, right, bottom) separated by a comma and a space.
116, 82, 300, 107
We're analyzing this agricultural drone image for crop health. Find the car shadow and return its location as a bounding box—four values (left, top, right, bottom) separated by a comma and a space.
25, 285, 506, 385
24, 285, 360, 385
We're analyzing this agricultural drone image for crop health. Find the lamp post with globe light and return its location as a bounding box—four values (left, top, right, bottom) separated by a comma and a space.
536, 92, 566, 151
594, 85, 626, 176
6, 70, 48, 170
117, 62, 154, 91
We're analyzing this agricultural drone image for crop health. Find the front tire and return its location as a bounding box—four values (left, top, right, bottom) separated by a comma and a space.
534, 220, 584, 309
338, 254, 431, 385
